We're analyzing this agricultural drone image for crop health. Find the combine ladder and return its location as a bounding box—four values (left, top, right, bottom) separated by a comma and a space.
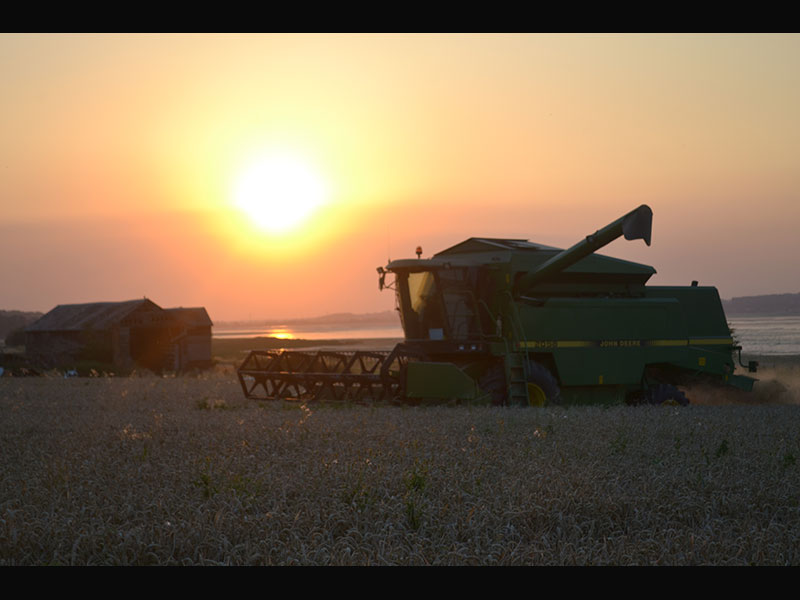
506, 352, 530, 405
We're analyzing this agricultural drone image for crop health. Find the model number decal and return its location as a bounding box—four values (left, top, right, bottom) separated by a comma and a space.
526, 340, 557, 349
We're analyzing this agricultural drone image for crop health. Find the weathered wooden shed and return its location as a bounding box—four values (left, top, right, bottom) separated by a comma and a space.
165, 307, 213, 371
25, 299, 212, 372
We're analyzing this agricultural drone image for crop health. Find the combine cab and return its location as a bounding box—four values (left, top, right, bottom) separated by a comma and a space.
238, 205, 757, 405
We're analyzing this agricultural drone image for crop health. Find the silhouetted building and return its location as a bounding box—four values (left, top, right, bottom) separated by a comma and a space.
165, 307, 213, 370
25, 298, 212, 372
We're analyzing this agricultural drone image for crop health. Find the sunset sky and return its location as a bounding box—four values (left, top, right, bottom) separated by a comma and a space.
2, 34, 799, 322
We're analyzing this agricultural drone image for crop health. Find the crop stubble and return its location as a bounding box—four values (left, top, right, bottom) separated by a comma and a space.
0, 372, 799, 565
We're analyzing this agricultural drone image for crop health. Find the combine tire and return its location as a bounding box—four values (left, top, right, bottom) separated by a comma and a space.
646, 383, 689, 406
526, 361, 561, 406
479, 363, 507, 406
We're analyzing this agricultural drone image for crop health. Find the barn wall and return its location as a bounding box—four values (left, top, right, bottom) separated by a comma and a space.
186, 326, 212, 363
25, 330, 114, 368
112, 327, 133, 367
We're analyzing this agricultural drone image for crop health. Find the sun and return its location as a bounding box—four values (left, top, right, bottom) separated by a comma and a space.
233, 153, 329, 234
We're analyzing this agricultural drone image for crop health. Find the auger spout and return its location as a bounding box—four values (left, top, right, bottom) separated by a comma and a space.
514, 204, 652, 294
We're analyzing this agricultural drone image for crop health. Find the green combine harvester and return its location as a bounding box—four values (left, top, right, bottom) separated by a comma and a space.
238, 205, 757, 405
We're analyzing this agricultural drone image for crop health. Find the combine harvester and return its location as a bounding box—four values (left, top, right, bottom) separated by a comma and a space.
238, 205, 757, 406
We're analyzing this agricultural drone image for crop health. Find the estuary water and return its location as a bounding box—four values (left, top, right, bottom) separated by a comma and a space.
214, 316, 800, 356
213, 323, 405, 341
728, 316, 800, 356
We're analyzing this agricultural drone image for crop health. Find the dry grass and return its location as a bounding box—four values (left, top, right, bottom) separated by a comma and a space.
1, 371, 799, 565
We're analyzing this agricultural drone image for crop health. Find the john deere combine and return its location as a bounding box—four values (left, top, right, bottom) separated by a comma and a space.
238, 205, 757, 405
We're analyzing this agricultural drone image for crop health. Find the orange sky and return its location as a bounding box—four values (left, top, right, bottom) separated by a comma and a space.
2, 34, 799, 321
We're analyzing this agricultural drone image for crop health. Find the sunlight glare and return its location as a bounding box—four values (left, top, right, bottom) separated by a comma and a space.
233, 153, 328, 234
268, 327, 296, 340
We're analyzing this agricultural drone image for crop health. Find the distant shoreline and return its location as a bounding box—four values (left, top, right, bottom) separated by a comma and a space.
214, 310, 399, 330
722, 293, 800, 317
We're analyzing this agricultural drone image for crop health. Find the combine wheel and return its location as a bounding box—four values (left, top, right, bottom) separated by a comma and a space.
478, 363, 507, 406
526, 361, 561, 406
646, 383, 689, 406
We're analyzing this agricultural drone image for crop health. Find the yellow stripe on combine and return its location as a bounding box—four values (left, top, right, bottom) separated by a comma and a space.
689, 338, 734, 345
519, 337, 733, 349
556, 341, 594, 348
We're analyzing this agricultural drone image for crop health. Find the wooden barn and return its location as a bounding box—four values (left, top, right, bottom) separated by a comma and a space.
165, 307, 213, 371
25, 299, 213, 372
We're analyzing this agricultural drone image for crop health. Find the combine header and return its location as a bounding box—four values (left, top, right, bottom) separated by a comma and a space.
238, 350, 405, 402
238, 205, 757, 406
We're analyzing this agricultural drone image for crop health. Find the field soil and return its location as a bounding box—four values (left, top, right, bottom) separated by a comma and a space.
2, 363, 800, 565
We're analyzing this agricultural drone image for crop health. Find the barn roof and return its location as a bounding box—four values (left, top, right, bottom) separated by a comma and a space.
166, 307, 213, 327
26, 299, 162, 332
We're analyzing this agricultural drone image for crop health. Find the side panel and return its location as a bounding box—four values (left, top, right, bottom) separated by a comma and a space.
405, 362, 479, 400
643, 286, 730, 337
517, 297, 689, 387
643, 286, 740, 383
515, 288, 741, 389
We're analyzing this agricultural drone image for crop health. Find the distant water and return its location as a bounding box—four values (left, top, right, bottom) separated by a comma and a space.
214, 316, 800, 355
214, 323, 404, 341
729, 316, 800, 356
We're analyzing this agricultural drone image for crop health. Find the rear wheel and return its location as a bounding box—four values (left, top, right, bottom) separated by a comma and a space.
526, 361, 561, 406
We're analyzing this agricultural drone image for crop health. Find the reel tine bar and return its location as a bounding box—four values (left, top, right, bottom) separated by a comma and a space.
237, 349, 403, 403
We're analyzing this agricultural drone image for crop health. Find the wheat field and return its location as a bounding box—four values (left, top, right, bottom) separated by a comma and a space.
1, 370, 799, 565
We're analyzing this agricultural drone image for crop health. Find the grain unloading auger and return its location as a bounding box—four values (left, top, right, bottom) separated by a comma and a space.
238, 205, 757, 405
